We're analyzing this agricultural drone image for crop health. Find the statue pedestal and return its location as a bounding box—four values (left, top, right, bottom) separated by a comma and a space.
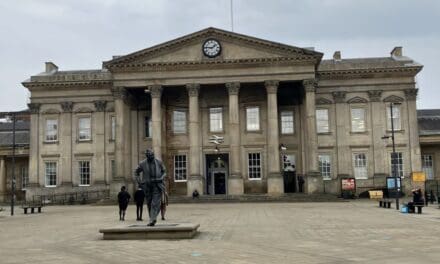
99, 223, 200, 240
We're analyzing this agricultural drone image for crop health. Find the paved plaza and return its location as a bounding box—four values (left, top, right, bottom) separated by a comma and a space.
1, 200, 440, 264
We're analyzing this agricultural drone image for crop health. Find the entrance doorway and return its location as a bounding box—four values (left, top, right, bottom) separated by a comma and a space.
282, 154, 297, 193
206, 154, 229, 195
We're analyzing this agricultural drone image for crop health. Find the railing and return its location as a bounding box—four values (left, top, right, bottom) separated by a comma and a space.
31, 190, 110, 205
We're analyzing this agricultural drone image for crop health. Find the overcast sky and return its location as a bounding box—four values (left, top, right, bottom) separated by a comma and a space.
0, 0, 439, 111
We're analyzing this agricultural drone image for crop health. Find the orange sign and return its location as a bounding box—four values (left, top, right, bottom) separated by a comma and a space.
412, 172, 426, 182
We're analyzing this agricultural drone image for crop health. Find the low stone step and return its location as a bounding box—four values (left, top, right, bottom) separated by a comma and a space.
99, 223, 200, 240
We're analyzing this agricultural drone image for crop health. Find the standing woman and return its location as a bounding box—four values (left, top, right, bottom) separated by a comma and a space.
117, 186, 131, 221
160, 191, 169, 220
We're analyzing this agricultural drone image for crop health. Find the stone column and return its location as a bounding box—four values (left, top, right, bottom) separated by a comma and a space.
226, 82, 244, 195
405, 89, 422, 173
149, 85, 163, 161
186, 83, 203, 196
60, 101, 73, 187
93, 100, 107, 185
265, 80, 283, 194
112, 87, 128, 183
332, 91, 349, 178
27, 103, 40, 200
0, 156, 6, 202
368, 90, 387, 186
303, 79, 322, 193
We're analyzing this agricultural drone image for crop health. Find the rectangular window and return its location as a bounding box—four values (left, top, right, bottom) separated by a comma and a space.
316, 109, 329, 133
111, 160, 116, 179
281, 111, 294, 134
173, 110, 186, 134
353, 153, 368, 179
21, 166, 29, 189
45, 119, 58, 141
422, 154, 434, 180
246, 107, 260, 131
111, 116, 116, 140
144, 116, 152, 138
282, 154, 296, 172
387, 105, 401, 130
45, 162, 57, 187
78, 117, 91, 140
174, 155, 187, 181
209, 107, 223, 132
351, 108, 366, 132
79, 161, 91, 186
248, 153, 262, 179
390, 152, 404, 178
319, 154, 331, 180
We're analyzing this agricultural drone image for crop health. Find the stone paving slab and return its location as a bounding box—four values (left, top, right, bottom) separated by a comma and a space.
99, 223, 200, 240
1, 200, 440, 264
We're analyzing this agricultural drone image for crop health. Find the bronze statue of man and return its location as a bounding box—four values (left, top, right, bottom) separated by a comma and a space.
134, 149, 166, 226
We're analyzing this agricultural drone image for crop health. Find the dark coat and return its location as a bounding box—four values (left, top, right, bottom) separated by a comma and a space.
117, 191, 131, 210
134, 189, 146, 204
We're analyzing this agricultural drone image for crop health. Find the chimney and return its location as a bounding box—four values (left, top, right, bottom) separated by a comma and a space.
45, 62, 58, 73
333, 51, 341, 61
391, 47, 402, 57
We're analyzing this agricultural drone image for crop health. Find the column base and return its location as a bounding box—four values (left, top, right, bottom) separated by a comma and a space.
306, 171, 323, 194
187, 175, 203, 197
228, 174, 243, 195
267, 173, 283, 195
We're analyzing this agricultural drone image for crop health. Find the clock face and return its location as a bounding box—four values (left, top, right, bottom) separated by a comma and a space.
202, 39, 221, 58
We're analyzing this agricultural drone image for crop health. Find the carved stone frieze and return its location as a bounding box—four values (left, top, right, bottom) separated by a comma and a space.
28, 103, 41, 114
404, 89, 418, 101
303, 79, 317, 93
332, 91, 347, 103
94, 100, 107, 112
367, 90, 383, 102
226, 82, 240, 95
148, 85, 163, 98
264, 80, 279, 94
186, 83, 200, 97
60, 101, 74, 112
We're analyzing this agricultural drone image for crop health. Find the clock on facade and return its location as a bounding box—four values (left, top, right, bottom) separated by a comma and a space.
202, 39, 221, 58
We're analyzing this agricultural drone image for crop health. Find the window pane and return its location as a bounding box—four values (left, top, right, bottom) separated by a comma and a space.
387, 105, 401, 130
45, 119, 58, 141
45, 162, 57, 187
319, 155, 331, 179
390, 152, 404, 178
174, 155, 187, 181
422, 155, 434, 180
248, 153, 261, 179
21, 166, 28, 189
316, 109, 329, 133
79, 117, 91, 140
281, 111, 294, 134
210, 107, 223, 132
79, 161, 90, 186
173, 111, 186, 133
351, 108, 365, 132
246, 107, 260, 131
353, 153, 367, 179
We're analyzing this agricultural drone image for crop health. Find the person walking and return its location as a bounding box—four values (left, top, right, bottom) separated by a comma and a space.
160, 191, 169, 221
117, 186, 131, 221
134, 185, 146, 221
134, 149, 166, 226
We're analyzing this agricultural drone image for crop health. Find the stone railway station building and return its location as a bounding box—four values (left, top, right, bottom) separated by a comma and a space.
2, 27, 438, 201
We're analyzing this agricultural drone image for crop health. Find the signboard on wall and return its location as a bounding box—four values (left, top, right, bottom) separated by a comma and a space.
341, 178, 356, 191
412, 172, 426, 182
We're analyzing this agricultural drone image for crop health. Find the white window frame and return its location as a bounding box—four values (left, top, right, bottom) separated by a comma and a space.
422, 154, 434, 180
45, 119, 58, 142
78, 160, 91, 186
351, 107, 366, 132
390, 152, 404, 178
209, 107, 223, 132
318, 154, 331, 180
316, 109, 329, 133
78, 116, 92, 141
387, 104, 402, 131
21, 166, 29, 190
173, 110, 187, 134
353, 153, 368, 179
280, 110, 294, 134
246, 106, 260, 131
248, 152, 262, 180
174, 155, 187, 182
45, 161, 57, 187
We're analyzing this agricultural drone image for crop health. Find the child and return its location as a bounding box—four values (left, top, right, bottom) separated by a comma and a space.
117, 186, 131, 221
134, 185, 146, 221
160, 191, 169, 220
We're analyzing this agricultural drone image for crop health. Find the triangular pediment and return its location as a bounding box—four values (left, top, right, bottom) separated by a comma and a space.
383, 95, 404, 103
103, 27, 322, 70
347, 96, 368, 104
316, 97, 333, 105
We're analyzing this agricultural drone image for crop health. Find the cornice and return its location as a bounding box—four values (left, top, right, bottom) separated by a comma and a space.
22, 80, 112, 89
317, 66, 422, 80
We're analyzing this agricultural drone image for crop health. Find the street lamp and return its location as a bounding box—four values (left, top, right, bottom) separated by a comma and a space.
382, 102, 402, 210
1, 112, 17, 216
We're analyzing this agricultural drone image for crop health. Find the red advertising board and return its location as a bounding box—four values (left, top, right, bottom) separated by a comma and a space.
341, 178, 356, 191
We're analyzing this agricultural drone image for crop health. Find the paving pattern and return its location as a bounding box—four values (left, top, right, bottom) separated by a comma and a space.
1, 201, 440, 264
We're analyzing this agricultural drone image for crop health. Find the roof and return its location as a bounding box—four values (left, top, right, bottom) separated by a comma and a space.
0, 121, 30, 131
0, 120, 30, 147
418, 109, 440, 136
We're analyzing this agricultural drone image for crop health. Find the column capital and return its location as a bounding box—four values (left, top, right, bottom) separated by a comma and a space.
27, 103, 41, 114
264, 80, 279, 94
148, 85, 163, 98
111, 87, 128, 100
303, 79, 317, 93
226, 82, 240, 95
60, 101, 74, 112
404, 88, 418, 101
93, 100, 107, 112
332, 91, 347, 103
367, 90, 383, 102
186, 83, 200, 97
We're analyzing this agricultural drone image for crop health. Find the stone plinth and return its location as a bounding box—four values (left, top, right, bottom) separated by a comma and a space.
99, 223, 200, 240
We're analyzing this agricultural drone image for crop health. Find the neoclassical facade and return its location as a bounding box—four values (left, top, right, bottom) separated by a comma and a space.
22, 27, 424, 199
